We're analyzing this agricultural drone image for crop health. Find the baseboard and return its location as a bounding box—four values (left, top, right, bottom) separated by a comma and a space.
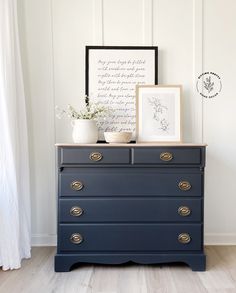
31, 234, 57, 246
204, 233, 236, 245
31, 233, 236, 247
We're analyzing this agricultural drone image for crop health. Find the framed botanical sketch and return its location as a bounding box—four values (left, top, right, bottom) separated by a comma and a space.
136, 85, 182, 142
85, 46, 158, 140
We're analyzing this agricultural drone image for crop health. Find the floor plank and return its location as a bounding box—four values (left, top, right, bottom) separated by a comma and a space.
0, 247, 236, 293
197, 247, 235, 291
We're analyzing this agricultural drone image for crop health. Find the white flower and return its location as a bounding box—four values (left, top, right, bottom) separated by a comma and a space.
55, 97, 109, 121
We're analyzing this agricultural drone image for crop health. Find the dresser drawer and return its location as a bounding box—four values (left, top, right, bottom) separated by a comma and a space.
59, 224, 202, 252
133, 148, 201, 165
59, 198, 202, 223
60, 169, 202, 197
59, 147, 130, 165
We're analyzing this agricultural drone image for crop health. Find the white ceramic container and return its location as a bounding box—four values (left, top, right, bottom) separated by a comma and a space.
71, 119, 98, 143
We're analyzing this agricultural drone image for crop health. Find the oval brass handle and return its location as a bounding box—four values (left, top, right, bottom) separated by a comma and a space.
70, 206, 83, 217
89, 152, 103, 162
70, 181, 84, 191
70, 233, 83, 244
178, 233, 191, 244
178, 206, 191, 217
160, 152, 173, 162
178, 181, 191, 191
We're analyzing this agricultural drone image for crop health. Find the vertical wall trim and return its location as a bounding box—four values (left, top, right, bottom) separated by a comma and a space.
142, 0, 153, 45
50, 0, 56, 143
50, 0, 57, 187
92, 0, 104, 45
192, 0, 203, 143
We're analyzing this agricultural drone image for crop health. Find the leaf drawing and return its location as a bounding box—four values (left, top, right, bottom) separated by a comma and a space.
148, 97, 170, 133
148, 97, 168, 122
203, 76, 214, 93
159, 118, 169, 132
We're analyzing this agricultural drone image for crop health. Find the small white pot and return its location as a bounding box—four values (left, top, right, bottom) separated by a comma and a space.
71, 119, 98, 144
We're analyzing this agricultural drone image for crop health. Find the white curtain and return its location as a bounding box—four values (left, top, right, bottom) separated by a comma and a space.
0, 0, 31, 270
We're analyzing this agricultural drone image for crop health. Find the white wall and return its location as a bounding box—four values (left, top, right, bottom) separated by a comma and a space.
203, 0, 236, 243
18, 0, 236, 245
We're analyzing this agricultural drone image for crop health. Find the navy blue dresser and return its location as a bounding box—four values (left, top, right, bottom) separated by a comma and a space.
55, 143, 206, 272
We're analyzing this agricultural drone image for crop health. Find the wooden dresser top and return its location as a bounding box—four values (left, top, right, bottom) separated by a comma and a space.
55, 142, 207, 147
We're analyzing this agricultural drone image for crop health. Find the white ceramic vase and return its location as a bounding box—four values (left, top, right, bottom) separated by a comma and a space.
71, 119, 98, 144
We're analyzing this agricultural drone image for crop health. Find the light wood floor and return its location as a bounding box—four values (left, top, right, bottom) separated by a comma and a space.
1, 246, 236, 293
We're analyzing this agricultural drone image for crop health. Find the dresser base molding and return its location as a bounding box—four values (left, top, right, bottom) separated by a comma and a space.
55, 253, 206, 272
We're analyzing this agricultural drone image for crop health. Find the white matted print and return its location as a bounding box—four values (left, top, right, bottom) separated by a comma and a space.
136, 85, 182, 142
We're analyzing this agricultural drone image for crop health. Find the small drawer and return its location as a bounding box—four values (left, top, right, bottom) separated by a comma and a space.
59, 147, 130, 165
133, 148, 201, 165
59, 198, 202, 223
58, 224, 202, 252
59, 168, 202, 197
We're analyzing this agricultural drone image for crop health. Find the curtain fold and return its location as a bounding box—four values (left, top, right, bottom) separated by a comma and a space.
0, 0, 31, 270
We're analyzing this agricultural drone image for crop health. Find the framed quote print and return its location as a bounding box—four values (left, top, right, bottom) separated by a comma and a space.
136, 85, 182, 142
85, 46, 158, 140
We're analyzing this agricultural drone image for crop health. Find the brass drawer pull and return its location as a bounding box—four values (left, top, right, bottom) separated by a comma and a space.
178, 206, 191, 217
160, 152, 173, 162
178, 233, 191, 244
70, 206, 83, 217
178, 181, 191, 191
70, 181, 84, 191
89, 152, 103, 162
70, 233, 83, 244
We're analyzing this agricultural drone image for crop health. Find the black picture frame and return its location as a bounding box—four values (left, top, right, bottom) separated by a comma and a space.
85, 46, 158, 141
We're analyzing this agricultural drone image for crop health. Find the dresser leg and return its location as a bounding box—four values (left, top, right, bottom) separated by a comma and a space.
55, 255, 78, 272
185, 254, 206, 271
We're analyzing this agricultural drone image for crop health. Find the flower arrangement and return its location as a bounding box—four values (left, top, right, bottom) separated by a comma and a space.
56, 96, 108, 120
